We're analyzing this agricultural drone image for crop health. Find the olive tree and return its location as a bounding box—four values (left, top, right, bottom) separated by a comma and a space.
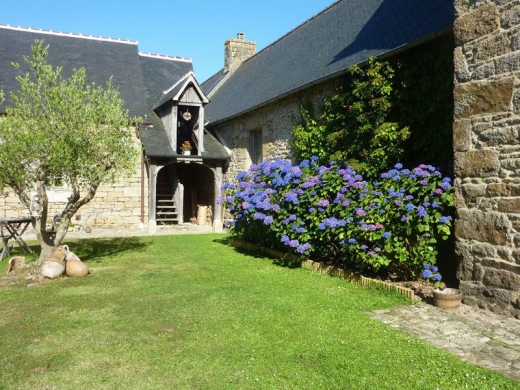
0, 40, 139, 261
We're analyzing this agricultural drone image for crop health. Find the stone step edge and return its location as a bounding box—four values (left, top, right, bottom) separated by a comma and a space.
228, 238, 415, 301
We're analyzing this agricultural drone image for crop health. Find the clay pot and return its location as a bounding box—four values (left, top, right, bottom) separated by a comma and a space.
7, 256, 26, 274
47, 257, 65, 265
42, 260, 65, 279
433, 288, 462, 310
65, 259, 89, 277
51, 250, 67, 262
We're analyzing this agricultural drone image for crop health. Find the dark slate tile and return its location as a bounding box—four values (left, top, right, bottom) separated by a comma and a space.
205, 0, 455, 126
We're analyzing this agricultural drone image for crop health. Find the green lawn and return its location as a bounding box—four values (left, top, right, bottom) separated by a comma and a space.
0, 234, 518, 389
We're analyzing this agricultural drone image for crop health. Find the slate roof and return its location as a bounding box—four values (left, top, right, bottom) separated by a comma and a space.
200, 130, 230, 160
203, 0, 455, 126
202, 69, 229, 98
139, 112, 175, 156
0, 25, 192, 119
139, 53, 193, 111
139, 112, 229, 160
153, 79, 186, 110
0, 25, 144, 117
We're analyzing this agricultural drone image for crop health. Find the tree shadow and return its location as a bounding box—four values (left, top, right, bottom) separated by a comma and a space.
212, 237, 232, 246
55, 236, 150, 263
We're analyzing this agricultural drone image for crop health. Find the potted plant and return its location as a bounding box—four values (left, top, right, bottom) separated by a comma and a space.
422, 263, 462, 310
180, 141, 192, 155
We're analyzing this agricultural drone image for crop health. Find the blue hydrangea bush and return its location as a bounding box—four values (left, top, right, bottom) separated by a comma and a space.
219, 157, 454, 278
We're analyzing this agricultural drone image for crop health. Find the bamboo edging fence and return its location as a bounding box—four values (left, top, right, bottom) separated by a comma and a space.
229, 238, 415, 301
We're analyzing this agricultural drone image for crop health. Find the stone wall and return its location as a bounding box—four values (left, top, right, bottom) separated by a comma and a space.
69, 164, 148, 231
215, 79, 338, 185
454, 0, 520, 317
0, 134, 148, 232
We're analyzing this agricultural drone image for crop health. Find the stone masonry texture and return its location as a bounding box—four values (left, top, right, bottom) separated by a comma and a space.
454, 0, 520, 318
0, 132, 148, 232
216, 79, 338, 186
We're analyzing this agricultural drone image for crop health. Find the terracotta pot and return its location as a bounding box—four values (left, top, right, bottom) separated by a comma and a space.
51, 250, 67, 261
42, 260, 65, 279
66, 259, 89, 277
7, 256, 26, 274
433, 288, 462, 310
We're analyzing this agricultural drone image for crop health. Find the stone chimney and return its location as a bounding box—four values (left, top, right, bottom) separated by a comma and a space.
224, 33, 256, 73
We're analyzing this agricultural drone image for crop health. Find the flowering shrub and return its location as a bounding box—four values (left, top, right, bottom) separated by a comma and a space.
180, 140, 192, 152
219, 158, 454, 278
422, 263, 446, 289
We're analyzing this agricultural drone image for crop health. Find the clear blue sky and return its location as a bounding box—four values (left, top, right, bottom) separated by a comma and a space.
2, 0, 335, 82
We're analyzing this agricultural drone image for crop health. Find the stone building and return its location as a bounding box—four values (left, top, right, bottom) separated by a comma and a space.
201, 0, 520, 317
453, 1, 520, 317
3, 0, 520, 316
0, 24, 228, 232
202, 0, 454, 184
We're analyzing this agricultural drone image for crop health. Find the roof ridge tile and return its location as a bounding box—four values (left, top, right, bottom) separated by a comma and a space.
0, 23, 137, 45
139, 52, 192, 63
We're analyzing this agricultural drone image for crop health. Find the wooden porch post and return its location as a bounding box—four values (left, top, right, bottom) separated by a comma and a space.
148, 162, 159, 233
213, 165, 223, 231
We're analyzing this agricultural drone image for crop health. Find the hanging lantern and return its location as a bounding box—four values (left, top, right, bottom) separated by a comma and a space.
182, 109, 192, 121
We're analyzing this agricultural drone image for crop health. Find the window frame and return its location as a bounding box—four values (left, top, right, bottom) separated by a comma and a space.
251, 129, 263, 165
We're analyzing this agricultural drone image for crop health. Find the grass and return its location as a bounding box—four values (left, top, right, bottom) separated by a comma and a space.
0, 234, 518, 389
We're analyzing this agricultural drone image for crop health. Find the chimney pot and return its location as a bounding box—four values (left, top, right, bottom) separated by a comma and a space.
237, 32, 245, 40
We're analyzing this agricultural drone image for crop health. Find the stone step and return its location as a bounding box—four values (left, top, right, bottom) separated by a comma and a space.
157, 218, 179, 222
157, 212, 178, 217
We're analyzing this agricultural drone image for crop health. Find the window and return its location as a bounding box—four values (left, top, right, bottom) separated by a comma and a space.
244, 129, 263, 169
252, 130, 262, 165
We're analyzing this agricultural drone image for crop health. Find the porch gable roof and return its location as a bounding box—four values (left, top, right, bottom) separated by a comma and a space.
139, 112, 229, 160
152, 72, 209, 110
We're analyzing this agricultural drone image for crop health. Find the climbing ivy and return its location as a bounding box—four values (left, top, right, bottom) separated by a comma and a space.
292, 57, 409, 178
389, 35, 454, 171
291, 34, 454, 178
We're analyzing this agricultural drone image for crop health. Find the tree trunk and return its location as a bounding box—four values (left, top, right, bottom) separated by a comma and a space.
34, 223, 62, 264
38, 241, 56, 263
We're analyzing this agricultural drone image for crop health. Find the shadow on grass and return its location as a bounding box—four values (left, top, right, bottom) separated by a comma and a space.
70, 237, 150, 263
212, 237, 302, 268
24, 237, 150, 264
212, 237, 231, 246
